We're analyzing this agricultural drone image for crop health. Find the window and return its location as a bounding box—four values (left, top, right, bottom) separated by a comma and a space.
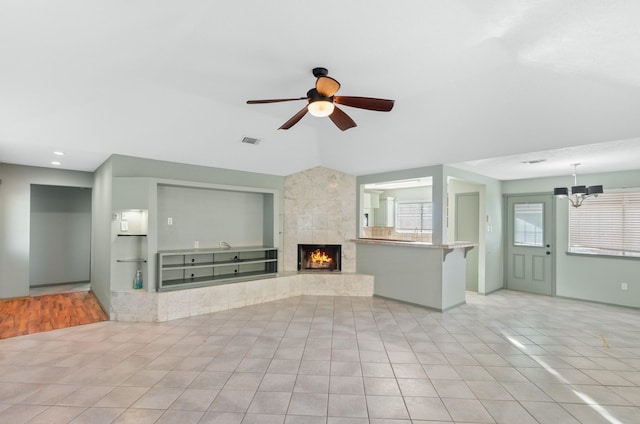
396, 202, 432, 232
513, 203, 544, 247
569, 191, 640, 257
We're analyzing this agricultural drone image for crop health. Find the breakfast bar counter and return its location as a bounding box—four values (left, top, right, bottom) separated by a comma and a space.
353, 238, 477, 311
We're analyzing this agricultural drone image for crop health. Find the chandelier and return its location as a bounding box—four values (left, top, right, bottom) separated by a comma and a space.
553, 163, 603, 208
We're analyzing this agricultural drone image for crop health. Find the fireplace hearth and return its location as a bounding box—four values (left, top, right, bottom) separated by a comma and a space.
298, 244, 341, 272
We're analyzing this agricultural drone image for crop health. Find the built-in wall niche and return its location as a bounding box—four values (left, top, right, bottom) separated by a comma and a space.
157, 184, 273, 251
113, 209, 149, 290
115, 209, 148, 236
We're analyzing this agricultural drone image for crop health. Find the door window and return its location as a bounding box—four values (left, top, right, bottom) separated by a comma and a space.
513, 203, 544, 247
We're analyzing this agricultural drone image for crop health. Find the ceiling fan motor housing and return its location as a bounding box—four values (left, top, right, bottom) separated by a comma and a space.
307, 88, 333, 104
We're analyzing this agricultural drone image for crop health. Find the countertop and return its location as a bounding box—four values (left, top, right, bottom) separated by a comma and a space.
352, 238, 477, 249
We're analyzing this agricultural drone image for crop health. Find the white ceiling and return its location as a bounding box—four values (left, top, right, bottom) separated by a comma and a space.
2, 0, 640, 179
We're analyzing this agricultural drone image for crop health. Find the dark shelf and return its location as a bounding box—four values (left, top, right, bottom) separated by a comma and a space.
160, 271, 277, 290
162, 258, 276, 270
158, 247, 278, 292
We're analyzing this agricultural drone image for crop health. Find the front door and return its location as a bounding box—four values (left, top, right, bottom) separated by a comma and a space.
506, 194, 554, 295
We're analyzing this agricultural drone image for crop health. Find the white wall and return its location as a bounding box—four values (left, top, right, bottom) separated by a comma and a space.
0, 163, 93, 299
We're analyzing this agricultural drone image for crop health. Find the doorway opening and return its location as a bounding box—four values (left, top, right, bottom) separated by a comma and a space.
455, 192, 480, 292
29, 185, 92, 296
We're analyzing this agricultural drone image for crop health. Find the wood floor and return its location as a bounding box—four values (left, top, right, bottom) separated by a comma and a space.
0, 291, 108, 339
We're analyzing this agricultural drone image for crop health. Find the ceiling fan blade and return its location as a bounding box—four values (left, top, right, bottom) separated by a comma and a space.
316, 76, 341, 97
279, 107, 309, 130
334, 96, 395, 112
247, 97, 307, 104
329, 106, 357, 131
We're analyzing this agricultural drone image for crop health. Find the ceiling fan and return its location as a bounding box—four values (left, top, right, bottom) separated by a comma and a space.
246, 67, 395, 131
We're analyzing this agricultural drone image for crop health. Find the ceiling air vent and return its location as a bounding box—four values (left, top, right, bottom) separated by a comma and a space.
241, 137, 260, 145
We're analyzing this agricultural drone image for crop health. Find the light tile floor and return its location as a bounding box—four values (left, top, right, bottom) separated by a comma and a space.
1, 290, 639, 423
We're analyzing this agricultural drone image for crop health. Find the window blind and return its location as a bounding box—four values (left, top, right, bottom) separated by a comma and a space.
396, 202, 432, 232
569, 192, 640, 256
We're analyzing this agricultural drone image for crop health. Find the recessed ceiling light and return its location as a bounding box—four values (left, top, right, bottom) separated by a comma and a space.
51, 161, 61, 166
53, 151, 65, 156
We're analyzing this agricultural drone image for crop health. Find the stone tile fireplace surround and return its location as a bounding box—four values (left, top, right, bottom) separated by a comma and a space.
111, 167, 373, 322
283, 166, 356, 272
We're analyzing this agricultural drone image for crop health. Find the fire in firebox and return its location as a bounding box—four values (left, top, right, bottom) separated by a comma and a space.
298, 244, 341, 272
310, 248, 333, 268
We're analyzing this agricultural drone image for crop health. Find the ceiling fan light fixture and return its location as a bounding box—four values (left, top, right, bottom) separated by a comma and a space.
247, 67, 394, 130
308, 100, 335, 117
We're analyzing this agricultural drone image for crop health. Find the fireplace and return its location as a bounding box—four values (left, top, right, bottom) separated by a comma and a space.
298, 244, 341, 272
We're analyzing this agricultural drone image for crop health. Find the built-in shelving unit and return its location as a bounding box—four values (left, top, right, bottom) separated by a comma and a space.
158, 246, 278, 292
115, 234, 148, 263
113, 209, 149, 290
116, 234, 147, 263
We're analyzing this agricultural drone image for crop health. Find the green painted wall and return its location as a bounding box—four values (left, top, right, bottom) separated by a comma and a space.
356, 243, 444, 309
106, 155, 285, 297
357, 165, 504, 297
5, 152, 637, 313
503, 169, 640, 308
444, 166, 504, 295
111, 154, 285, 190
0, 163, 93, 299
91, 159, 114, 313
157, 185, 265, 250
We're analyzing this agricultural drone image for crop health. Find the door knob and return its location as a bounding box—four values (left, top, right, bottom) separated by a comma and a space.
546, 251, 551, 255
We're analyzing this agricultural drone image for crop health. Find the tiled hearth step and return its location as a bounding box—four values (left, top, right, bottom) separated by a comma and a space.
111, 272, 373, 322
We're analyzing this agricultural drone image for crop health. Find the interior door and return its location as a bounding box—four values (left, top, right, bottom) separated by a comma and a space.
506, 194, 554, 295
456, 193, 479, 291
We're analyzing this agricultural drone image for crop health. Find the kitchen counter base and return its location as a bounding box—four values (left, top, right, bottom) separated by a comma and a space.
356, 241, 472, 311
